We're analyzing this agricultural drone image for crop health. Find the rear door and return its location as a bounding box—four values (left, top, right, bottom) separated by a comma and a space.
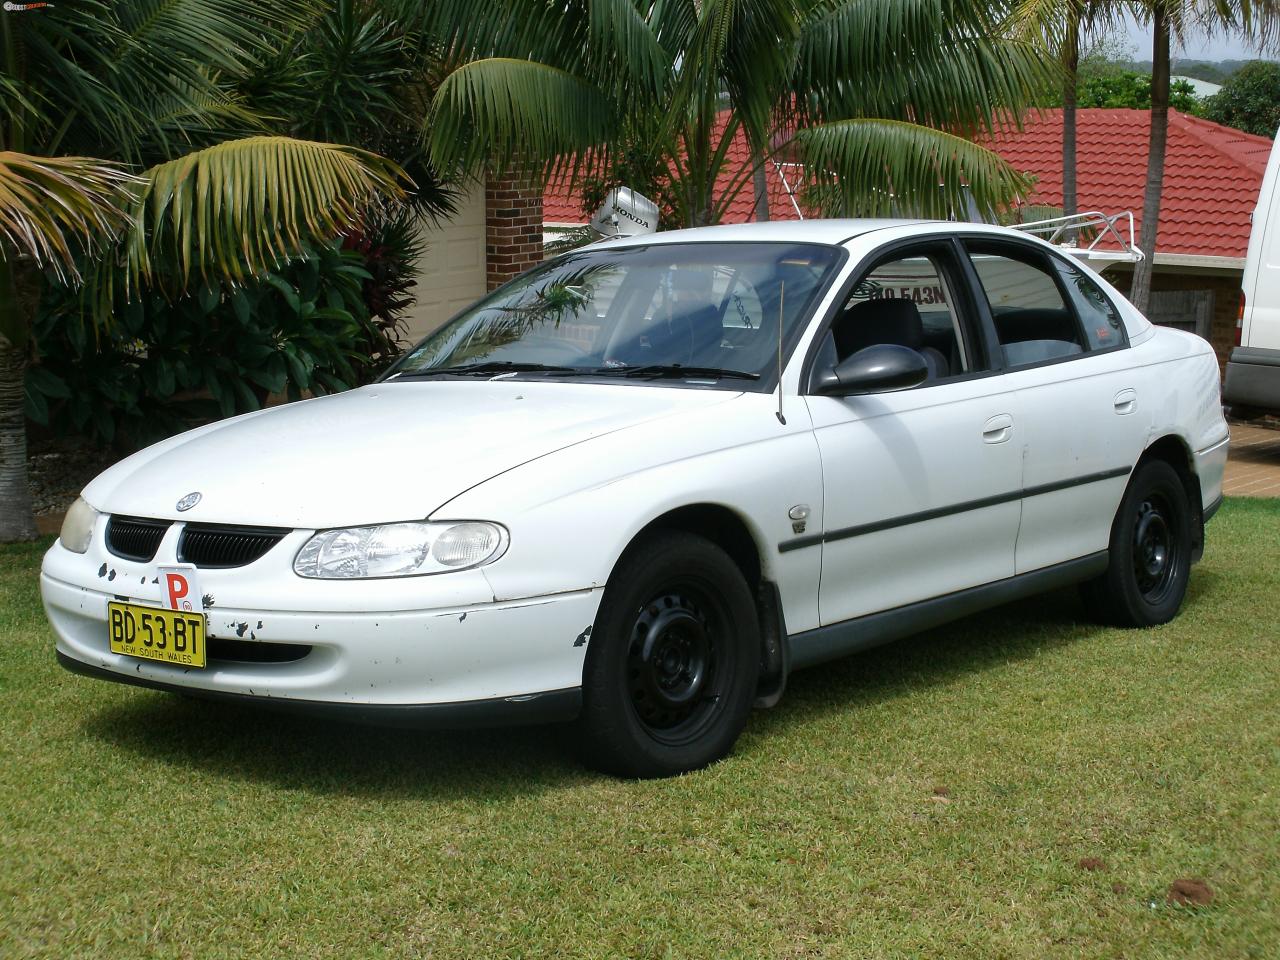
802, 239, 1023, 625
959, 239, 1150, 574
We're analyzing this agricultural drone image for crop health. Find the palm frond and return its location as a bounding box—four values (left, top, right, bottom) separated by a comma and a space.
791, 118, 1033, 219
587, 0, 671, 97
428, 58, 618, 178
797, 0, 1054, 135
1009, 0, 1126, 47
125, 136, 410, 290
0, 153, 140, 283
649, 0, 701, 61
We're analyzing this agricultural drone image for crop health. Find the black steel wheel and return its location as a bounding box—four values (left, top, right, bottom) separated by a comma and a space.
1081, 459, 1193, 627
1132, 494, 1179, 604
578, 531, 759, 777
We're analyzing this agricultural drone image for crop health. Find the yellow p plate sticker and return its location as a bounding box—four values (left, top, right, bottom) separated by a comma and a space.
108, 601, 207, 668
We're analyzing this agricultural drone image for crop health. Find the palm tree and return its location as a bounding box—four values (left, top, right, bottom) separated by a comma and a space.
1020, 0, 1278, 312
1016, 1, 1121, 243
0, 1, 407, 541
421, 0, 1055, 227
1128, 0, 1278, 312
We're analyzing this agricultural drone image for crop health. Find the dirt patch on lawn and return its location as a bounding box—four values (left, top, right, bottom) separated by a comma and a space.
1167, 878, 1214, 906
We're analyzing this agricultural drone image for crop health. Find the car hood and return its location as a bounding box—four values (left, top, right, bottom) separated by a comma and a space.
83, 380, 740, 528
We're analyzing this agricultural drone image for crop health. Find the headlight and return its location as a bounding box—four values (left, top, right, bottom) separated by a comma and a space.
59, 497, 99, 554
293, 521, 508, 579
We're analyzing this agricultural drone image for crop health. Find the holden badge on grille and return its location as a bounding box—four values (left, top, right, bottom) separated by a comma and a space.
175, 491, 202, 512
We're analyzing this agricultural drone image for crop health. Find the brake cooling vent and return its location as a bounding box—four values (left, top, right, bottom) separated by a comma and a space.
105, 516, 170, 562
178, 524, 290, 569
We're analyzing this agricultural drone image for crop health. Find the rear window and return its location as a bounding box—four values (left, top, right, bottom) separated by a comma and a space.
1053, 258, 1127, 351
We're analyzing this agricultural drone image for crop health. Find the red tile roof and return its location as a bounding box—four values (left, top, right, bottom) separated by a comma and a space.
543, 117, 811, 225
545, 108, 1273, 260
986, 108, 1272, 259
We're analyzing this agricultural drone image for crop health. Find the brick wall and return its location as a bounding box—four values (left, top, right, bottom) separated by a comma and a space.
1104, 266, 1241, 375
485, 173, 544, 291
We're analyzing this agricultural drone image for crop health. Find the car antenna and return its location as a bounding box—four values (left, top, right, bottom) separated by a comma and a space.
776, 281, 787, 425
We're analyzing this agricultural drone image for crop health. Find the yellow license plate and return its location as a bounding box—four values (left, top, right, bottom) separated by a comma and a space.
108, 601, 207, 668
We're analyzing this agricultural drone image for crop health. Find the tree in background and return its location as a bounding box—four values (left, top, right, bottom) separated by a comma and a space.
424, 0, 1055, 228
1074, 71, 1200, 109
25, 0, 470, 458
1023, 0, 1278, 313
1127, 1, 1278, 313
0, 1, 409, 541
1203, 60, 1280, 135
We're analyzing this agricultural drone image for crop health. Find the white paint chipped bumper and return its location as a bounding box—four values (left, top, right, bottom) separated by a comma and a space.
41, 539, 600, 709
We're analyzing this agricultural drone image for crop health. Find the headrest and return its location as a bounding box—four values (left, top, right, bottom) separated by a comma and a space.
834, 297, 925, 358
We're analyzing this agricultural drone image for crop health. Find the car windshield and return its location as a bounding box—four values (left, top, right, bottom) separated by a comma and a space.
389, 241, 841, 386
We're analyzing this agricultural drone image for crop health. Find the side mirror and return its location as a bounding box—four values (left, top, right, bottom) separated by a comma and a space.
814, 343, 929, 396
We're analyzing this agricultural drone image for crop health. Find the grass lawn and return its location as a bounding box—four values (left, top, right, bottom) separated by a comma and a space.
2, 500, 1278, 958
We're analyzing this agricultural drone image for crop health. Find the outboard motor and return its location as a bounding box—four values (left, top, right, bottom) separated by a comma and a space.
588, 188, 659, 238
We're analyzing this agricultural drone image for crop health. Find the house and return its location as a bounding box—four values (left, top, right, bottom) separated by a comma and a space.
542, 122, 812, 232
402, 121, 810, 342
399, 172, 547, 342
985, 108, 1273, 369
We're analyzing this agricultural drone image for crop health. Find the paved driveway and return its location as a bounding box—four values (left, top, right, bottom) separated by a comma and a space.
1224, 423, 1280, 497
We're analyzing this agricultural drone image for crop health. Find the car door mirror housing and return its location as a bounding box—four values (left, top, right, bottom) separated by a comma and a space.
814, 343, 930, 396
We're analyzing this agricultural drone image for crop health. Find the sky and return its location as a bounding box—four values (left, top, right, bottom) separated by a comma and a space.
1117, 13, 1278, 61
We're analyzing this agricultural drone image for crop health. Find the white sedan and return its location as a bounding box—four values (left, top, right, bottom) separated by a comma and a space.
42, 219, 1229, 777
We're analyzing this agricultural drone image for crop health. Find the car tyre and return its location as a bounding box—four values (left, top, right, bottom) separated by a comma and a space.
1081, 459, 1192, 627
578, 531, 759, 778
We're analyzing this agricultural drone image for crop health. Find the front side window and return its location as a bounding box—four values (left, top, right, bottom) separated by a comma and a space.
390, 242, 841, 387
837, 253, 972, 376
965, 242, 1087, 368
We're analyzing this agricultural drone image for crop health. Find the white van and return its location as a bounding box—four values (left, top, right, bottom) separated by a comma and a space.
1224, 125, 1280, 416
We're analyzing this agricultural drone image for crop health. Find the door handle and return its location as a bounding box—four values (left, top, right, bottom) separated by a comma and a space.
983, 413, 1013, 444
1113, 388, 1137, 415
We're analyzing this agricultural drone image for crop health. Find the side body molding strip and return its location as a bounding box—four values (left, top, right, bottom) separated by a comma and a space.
779, 466, 1131, 553
787, 551, 1109, 671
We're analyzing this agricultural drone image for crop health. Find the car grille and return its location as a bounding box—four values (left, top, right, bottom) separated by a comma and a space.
178, 523, 290, 569
105, 515, 169, 562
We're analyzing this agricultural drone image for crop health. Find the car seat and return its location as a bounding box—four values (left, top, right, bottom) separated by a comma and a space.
832, 298, 949, 379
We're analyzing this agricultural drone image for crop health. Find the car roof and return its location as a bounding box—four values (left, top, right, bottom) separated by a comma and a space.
600, 218, 929, 248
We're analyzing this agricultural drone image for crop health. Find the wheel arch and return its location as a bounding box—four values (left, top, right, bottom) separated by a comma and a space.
1138, 433, 1205, 560
621, 503, 787, 707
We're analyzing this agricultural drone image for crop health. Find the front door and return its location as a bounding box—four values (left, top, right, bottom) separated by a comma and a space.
804, 242, 1023, 626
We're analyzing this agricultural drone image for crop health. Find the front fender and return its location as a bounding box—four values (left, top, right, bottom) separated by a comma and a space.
435, 392, 828, 636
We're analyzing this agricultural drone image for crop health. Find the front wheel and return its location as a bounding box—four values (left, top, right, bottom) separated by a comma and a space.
1081, 459, 1193, 627
578, 531, 759, 778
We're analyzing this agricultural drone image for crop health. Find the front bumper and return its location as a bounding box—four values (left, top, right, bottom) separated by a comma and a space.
56, 652, 581, 728
41, 531, 601, 723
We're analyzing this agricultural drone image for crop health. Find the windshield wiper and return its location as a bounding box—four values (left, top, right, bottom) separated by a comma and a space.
592, 364, 761, 381
394, 361, 579, 379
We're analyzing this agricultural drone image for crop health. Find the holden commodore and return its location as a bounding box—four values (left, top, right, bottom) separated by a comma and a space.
42, 219, 1229, 777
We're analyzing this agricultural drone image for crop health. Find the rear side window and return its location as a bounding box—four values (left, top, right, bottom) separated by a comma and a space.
965, 243, 1085, 368
1053, 258, 1127, 350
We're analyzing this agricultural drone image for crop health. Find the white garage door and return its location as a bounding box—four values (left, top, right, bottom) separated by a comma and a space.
400, 181, 487, 344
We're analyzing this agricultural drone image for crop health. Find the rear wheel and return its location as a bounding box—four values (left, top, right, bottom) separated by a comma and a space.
1081, 459, 1192, 627
578, 531, 759, 778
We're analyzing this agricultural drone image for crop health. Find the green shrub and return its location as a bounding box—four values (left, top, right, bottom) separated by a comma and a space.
26, 237, 407, 448
1203, 61, 1280, 137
